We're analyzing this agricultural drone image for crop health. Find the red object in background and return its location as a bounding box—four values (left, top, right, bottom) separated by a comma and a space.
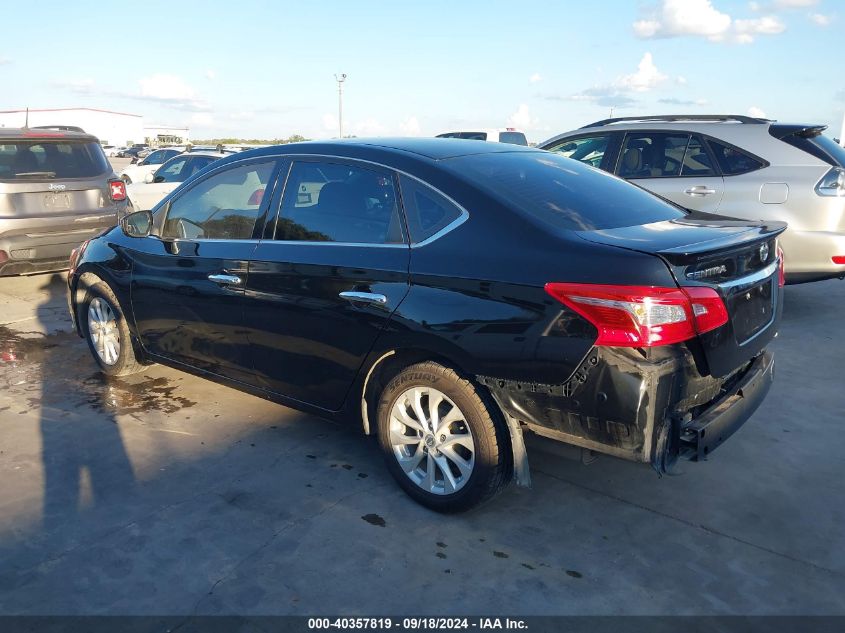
248, 188, 265, 206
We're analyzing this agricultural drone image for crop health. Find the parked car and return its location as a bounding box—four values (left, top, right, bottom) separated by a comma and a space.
68, 138, 784, 512
539, 114, 845, 283
125, 149, 230, 210
117, 147, 144, 159
119, 148, 183, 183
436, 128, 528, 145
0, 127, 127, 275
107, 146, 127, 158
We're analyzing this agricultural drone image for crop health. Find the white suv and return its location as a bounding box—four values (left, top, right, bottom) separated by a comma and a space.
540, 115, 845, 283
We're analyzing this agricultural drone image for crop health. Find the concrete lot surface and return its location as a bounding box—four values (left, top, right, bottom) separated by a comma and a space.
0, 272, 843, 616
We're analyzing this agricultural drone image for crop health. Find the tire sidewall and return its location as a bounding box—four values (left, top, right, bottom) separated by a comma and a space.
377, 366, 503, 512
81, 283, 133, 376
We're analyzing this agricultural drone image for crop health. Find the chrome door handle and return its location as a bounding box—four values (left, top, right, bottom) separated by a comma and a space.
339, 291, 388, 305
684, 186, 717, 196
208, 273, 242, 286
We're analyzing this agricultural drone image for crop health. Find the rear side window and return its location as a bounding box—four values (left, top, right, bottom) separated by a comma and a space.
680, 136, 717, 176
154, 156, 216, 183
0, 140, 109, 180
618, 132, 689, 178
275, 161, 404, 244
399, 175, 464, 243
498, 132, 528, 146
545, 135, 610, 170
162, 161, 275, 240
707, 139, 765, 175
445, 152, 686, 231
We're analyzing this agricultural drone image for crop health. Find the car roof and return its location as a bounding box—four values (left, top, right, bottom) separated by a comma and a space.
0, 127, 99, 142
234, 137, 539, 162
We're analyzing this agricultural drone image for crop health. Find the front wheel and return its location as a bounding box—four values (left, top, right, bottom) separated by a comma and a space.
376, 361, 512, 513
80, 282, 143, 377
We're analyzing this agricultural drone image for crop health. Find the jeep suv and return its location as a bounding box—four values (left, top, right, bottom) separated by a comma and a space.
539, 115, 845, 283
0, 128, 127, 276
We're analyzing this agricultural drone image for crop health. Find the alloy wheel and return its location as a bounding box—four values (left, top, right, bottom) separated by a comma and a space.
87, 297, 121, 366
389, 386, 476, 495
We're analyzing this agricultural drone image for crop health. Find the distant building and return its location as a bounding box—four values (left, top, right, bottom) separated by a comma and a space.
144, 125, 190, 146
0, 108, 191, 147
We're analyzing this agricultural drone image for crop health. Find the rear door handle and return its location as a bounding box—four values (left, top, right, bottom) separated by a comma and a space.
339, 291, 388, 305
208, 273, 243, 286
684, 186, 717, 196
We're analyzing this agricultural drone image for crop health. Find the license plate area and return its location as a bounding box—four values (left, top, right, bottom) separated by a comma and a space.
728, 278, 775, 344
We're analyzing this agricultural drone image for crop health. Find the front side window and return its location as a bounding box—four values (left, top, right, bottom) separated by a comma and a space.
707, 139, 765, 175
161, 161, 275, 240
154, 157, 189, 183
498, 132, 528, 146
399, 175, 463, 243
545, 135, 610, 170
143, 149, 177, 166
274, 161, 403, 244
617, 132, 690, 178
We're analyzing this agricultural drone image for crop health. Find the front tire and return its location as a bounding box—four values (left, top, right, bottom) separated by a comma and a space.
80, 282, 143, 377
376, 361, 512, 513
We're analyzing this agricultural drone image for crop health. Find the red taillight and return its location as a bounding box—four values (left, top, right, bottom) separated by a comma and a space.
833, 256, 845, 265
778, 246, 786, 286
109, 179, 127, 202
544, 283, 728, 348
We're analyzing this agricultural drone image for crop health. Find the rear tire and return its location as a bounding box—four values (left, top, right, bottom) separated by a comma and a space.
80, 281, 143, 377
376, 361, 511, 513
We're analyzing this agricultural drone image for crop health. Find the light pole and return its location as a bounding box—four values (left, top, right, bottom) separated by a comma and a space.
334, 73, 347, 138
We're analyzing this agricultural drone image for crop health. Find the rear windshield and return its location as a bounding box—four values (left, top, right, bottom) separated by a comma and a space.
0, 140, 110, 180
444, 152, 687, 231
772, 128, 845, 167
498, 132, 528, 146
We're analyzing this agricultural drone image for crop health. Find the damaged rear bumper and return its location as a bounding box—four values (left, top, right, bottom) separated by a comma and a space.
679, 350, 773, 462
478, 345, 774, 473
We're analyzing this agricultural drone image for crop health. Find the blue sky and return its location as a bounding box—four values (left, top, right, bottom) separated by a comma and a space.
1, 0, 842, 142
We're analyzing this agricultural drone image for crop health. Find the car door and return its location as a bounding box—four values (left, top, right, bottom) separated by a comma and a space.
129, 158, 282, 382
242, 158, 410, 410
615, 131, 724, 212
541, 132, 622, 173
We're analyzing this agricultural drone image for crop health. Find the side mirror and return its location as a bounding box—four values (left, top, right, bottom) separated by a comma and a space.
120, 209, 153, 238
153, 175, 165, 183
144, 172, 154, 184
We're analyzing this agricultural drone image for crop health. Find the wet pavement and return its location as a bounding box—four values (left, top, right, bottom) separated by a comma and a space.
0, 272, 844, 616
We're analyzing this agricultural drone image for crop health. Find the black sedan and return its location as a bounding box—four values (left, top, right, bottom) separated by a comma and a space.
67, 138, 785, 512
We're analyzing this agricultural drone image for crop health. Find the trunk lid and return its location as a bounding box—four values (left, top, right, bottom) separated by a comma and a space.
576, 212, 787, 376
0, 180, 112, 218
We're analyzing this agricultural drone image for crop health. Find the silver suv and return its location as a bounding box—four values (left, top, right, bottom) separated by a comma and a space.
539, 115, 845, 283
0, 128, 127, 276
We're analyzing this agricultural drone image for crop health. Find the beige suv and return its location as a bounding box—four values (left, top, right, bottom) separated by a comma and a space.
540, 115, 845, 284
0, 128, 127, 276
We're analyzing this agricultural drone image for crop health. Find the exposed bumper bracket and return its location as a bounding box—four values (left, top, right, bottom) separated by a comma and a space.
503, 412, 532, 489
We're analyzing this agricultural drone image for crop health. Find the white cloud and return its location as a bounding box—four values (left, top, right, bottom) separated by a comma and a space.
0, 57, 10, 65
139, 74, 196, 101
529, 72, 543, 84
633, 0, 785, 43
508, 104, 539, 130
748, 106, 768, 118
633, 0, 732, 39
191, 113, 214, 127
205, 69, 216, 80
399, 116, 422, 136
773, 0, 817, 7
676, 75, 688, 85
322, 113, 338, 133
353, 117, 387, 136
809, 12, 832, 25
55, 78, 95, 94
749, 1, 761, 10
614, 52, 667, 92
